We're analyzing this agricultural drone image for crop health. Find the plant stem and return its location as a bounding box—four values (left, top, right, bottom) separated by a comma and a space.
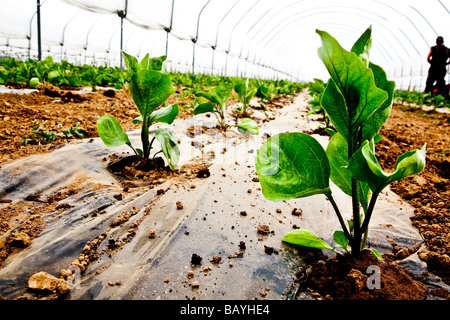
327, 192, 352, 241
348, 126, 362, 255
212, 109, 223, 128
220, 102, 227, 128
152, 149, 163, 159
142, 117, 150, 159
126, 142, 141, 159
359, 189, 381, 249
351, 178, 361, 254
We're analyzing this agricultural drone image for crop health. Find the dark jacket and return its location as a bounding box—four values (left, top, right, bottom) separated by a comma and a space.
429, 45, 450, 70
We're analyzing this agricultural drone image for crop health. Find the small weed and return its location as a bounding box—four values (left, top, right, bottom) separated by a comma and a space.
22, 121, 88, 145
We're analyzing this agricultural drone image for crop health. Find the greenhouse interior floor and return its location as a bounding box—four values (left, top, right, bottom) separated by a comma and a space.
0, 87, 449, 300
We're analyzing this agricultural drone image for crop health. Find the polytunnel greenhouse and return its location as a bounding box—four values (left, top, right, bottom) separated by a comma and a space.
0, 0, 449, 306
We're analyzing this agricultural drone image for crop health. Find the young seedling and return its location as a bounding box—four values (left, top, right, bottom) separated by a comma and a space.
234, 78, 257, 116
237, 118, 259, 135
255, 26, 426, 258
97, 52, 180, 171
193, 82, 233, 129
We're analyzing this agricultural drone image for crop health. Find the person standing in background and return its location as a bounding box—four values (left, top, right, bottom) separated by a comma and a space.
424, 36, 450, 96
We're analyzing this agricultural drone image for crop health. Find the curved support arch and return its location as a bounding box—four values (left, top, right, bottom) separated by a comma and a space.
165, 0, 175, 56
211, 0, 240, 74
192, 0, 212, 73
255, 11, 418, 80
237, 0, 439, 81
83, 16, 102, 64
60, 10, 79, 60
224, 0, 260, 75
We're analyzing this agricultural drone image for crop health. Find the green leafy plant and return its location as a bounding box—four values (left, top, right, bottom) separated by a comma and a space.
193, 82, 233, 129
22, 121, 58, 145
255, 26, 426, 258
234, 78, 257, 115
395, 89, 449, 109
237, 118, 259, 135
29, 77, 41, 88
22, 121, 88, 145
82, 65, 99, 91
96, 52, 180, 171
56, 123, 89, 140
306, 78, 334, 128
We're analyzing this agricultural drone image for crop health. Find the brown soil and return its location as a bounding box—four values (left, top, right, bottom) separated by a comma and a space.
376, 105, 450, 286
0, 182, 81, 267
297, 250, 428, 300
0, 85, 140, 165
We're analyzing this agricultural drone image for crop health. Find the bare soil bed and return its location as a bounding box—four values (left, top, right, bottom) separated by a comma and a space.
377, 105, 450, 286
0, 85, 449, 300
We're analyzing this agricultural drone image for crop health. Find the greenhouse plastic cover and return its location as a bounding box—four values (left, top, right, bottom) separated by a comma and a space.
1, 0, 449, 90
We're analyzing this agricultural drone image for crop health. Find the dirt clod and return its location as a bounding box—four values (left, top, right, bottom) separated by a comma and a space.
257, 224, 271, 235
27, 271, 69, 295
191, 254, 202, 265
210, 255, 222, 263
264, 245, 274, 254
5, 231, 31, 248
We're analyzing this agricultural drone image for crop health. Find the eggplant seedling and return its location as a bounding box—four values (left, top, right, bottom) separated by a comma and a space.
193, 82, 233, 129
255, 26, 426, 258
234, 78, 257, 116
97, 52, 180, 170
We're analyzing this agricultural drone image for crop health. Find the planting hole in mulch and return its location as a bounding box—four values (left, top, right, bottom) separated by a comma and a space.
293, 250, 428, 300
103, 152, 212, 194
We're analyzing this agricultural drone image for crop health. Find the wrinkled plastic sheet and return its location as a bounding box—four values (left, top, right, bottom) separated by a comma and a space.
0, 95, 433, 300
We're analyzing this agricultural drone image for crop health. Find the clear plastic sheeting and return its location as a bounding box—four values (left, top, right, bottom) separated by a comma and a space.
0, 0, 449, 88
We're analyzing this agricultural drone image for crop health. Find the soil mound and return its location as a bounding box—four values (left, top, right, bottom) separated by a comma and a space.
297, 250, 428, 300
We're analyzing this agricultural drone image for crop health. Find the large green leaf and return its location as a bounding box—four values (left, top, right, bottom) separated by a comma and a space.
150, 103, 179, 125
234, 78, 256, 105
128, 70, 175, 118
320, 79, 350, 139
193, 102, 216, 115
213, 82, 233, 106
123, 52, 167, 72
361, 62, 396, 141
326, 132, 370, 212
237, 118, 258, 135
316, 29, 388, 139
326, 132, 352, 195
122, 51, 139, 73
283, 229, 333, 250
255, 132, 331, 202
155, 128, 180, 171
97, 115, 131, 148
350, 25, 372, 67
347, 139, 426, 192
132, 104, 179, 125
195, 92, 217, 105
256, 85, 270, 99
139, 53, 167, 71
234, 79, 247, 97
